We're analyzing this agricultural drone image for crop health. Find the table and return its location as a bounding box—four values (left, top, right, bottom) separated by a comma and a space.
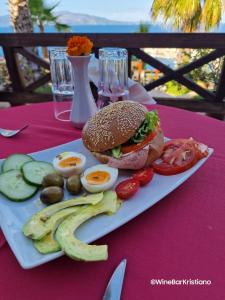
0, 102, 225, 300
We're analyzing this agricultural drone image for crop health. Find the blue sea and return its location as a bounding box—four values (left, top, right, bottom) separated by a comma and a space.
1, 22, 225, 34
0, 23, 168, 34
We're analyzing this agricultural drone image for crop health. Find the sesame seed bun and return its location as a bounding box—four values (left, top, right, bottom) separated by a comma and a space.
82, 101, 148, 152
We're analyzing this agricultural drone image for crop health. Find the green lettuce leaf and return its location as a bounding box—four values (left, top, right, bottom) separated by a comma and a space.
111, 145, 122, 158
130, 111, 159, 143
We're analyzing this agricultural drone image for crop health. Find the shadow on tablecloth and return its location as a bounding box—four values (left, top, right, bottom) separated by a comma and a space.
0, 230, 6, 248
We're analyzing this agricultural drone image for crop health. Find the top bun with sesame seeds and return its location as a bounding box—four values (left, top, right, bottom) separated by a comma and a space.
82, 101, 148, 152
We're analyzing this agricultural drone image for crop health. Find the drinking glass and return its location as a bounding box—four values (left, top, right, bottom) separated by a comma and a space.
49, 48, 73, 121
97, 47, 129, 108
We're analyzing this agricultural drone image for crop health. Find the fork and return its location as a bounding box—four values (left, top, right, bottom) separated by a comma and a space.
0, 125, 28, 137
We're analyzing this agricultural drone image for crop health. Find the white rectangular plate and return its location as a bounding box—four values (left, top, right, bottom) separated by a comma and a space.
0, 139, 213, 269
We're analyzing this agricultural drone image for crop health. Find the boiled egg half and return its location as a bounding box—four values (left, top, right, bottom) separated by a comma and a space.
53, 152, 86, 177
81, 164, 118, 193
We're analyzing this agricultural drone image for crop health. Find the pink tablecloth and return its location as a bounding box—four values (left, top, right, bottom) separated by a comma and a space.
0, 103, 225, 300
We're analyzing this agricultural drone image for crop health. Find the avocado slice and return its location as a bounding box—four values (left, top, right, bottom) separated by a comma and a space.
23, 192, 104, 240
55, 191, 118, 262
34, 206, 81, 254
34, 233, 61, 254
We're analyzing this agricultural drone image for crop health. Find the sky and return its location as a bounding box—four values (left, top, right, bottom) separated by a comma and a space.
0, 0, 153, 22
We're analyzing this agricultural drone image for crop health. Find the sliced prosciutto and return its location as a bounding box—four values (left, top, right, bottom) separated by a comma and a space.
108, 146, 150, 170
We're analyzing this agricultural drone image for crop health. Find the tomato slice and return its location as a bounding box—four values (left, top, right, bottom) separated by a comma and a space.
163, 140, 192, 164
152, 138, 208, 175
153, 155, 198, 175
194, 142, 208, 159
164, 139, 208, 161
115, 178, 140, 200
133, 167, 154, 186
121, 130, 157, 154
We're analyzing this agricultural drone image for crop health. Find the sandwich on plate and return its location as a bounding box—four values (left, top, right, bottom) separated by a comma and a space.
82, 101, 164, 170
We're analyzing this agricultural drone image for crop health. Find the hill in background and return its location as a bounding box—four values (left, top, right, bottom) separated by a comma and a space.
0, 11, 132, 27
55, 11, 130, 25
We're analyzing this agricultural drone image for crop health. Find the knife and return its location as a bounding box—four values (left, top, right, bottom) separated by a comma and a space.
103, 259, 127, 300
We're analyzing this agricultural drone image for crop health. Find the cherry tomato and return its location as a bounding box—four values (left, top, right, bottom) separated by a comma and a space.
121, 129, 158, 154
152, 138, 208, 175
133, 167, 154, 186
115, 178, 140, 200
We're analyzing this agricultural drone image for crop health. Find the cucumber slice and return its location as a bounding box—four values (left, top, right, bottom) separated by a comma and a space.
0, 170, 38, 201
22, 161, 55, 186
2, 154, 34, 173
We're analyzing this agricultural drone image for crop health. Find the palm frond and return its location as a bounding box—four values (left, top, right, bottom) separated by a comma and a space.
46, 1, 60, 12
151, 0, 171, 20
28, 0, 71, 32
55, 22, 70, 32
150, 0, 223, 32
201, 0, 222, 31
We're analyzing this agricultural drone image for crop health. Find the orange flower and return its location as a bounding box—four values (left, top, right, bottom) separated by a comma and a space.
66, 36, 93, 56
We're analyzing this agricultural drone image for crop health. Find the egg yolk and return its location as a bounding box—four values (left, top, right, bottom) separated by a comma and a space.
86, 171, 110, 185
59, 157, 81, 168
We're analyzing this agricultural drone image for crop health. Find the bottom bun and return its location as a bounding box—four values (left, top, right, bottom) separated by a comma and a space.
92, 152, 110, 164
92, 130, 164, 169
